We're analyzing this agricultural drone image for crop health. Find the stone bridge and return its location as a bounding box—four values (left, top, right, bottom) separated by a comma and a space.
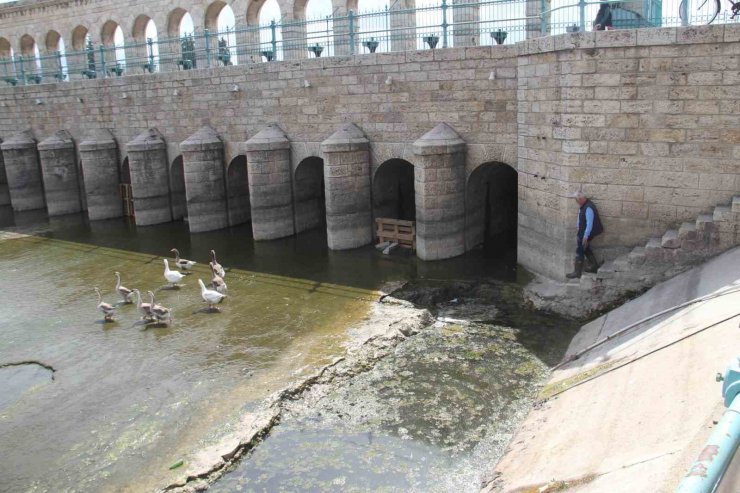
0, 5, 739, 279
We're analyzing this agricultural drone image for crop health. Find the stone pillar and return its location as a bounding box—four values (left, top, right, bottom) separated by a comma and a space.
180, 126, 229, 233
0, 130, 45, 212
37, 130, 82, 216
79, 129, 122, 220
452, 0, 479, 47
413, 123, 466, 261
0, 137, 9, 206
125, 128, 172, 226
526, 0, 548, 39
321, 123, 372, 250
245, 124, 295, 240
390, 0, 417, 52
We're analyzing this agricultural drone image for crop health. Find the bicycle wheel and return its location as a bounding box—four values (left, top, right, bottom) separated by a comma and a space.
679, 0, 721, 24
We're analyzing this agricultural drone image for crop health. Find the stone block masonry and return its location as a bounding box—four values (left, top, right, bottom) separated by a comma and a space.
0, 25, 739, 281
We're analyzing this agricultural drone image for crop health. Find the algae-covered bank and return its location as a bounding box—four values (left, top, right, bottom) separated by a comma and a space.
0, 211, 578, 493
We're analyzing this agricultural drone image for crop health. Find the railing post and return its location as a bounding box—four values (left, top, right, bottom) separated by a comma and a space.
270, 20, 277, 59
441, 0, 449, 48
349, 10, 355, 55
19, 55, 26, 85
56, 50, 64, 81
99, 45, 107, 75
578, 0, 586, 31
147, 37, 155, 72
540, 0, 547, 35
205, 29, 212, 67
680, 0, 689, 26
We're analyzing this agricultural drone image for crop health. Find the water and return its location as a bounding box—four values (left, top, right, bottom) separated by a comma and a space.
214, 281, 578, 493
0, 208, 531, 493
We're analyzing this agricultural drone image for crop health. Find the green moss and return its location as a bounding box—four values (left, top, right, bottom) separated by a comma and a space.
539, 360, 621, 400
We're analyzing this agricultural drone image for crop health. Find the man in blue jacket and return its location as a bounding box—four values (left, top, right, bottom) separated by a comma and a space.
567, 191, 604, 279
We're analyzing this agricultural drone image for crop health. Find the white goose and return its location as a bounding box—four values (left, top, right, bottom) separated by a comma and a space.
171, 248, 196, 271
114, 271, 135, 303
198, 278, 227, 311
163, 259, 185, 287
210, 250, 226, 278
94, 287, 116, 322
132, 288, 153, 321
148, 290, 172, 325
210, 263, 227, 295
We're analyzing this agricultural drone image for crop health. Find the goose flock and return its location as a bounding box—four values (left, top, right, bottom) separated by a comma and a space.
94, 248, 229, 324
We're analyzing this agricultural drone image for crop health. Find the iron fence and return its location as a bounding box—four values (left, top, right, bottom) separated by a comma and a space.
0, 0, 738, 85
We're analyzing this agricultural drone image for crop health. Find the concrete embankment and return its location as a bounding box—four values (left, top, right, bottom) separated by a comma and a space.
485, 247, 740, 493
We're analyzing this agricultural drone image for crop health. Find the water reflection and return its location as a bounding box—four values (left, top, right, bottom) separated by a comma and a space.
0, 206, 521, 290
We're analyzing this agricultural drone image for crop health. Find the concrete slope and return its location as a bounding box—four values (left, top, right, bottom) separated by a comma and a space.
485, 247, 740, 493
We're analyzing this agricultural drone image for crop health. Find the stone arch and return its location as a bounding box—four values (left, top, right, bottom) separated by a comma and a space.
71, 26, 89, 51
121, 156, 131, 184
45, 30, 62, 52
205, 0, 228, 30
19, 34, 36, 56
226, 155, 250, 226
132, 15, 153, 41
101, 20, 121, 46
372, 158, 415, 221
294, 156, 325, 234
465, 161, 518, 257
167, 8, 190, 37
247, 0, 266, 25
170, 156, 187, 221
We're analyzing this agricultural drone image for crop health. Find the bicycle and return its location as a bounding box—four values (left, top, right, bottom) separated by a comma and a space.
679, 0, 740, 25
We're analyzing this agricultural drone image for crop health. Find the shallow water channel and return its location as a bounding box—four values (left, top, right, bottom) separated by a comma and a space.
0, 209, 575, 493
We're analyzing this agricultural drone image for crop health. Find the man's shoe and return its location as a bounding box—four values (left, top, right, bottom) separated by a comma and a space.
584, 251, 600, 274
566, 259, 584, 279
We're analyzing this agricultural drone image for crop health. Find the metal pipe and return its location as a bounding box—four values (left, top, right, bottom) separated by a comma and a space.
676, 358, 740, 493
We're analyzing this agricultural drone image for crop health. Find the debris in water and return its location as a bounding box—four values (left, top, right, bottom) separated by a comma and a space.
169, 459, 184, 470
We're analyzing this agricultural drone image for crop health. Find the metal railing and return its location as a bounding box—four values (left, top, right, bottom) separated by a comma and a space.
0, 0, 738, 86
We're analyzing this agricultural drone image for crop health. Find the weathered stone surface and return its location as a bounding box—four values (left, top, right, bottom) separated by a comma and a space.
321, 123, 372, 250
181, 126, 228, 233
0, 130, 44, 212
38, 130, 82, 216
79, 129, 122, 221
125, 128, 171, 226
246, 124, 294, 240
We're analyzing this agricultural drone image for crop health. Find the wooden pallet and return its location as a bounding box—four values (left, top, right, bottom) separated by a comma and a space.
119, 183, 135, 217
376, 217, 416, 251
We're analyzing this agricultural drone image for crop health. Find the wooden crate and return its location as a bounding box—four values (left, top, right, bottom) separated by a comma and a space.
119, 183, 135, 217
376, 217, 416, 251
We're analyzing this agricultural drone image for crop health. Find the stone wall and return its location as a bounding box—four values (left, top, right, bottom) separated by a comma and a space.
0, 24, 739, 280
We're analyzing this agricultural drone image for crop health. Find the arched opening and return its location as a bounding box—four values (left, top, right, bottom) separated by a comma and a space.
294, 157, 325, 234
226, 155, 250, 226
303, 0, 334, 57
19, 34, 42, 78
102, 22, 127, 71
373, 159, 415, 221
205, 2, 238, 66
71, 26, 89, 51
121, 157, 134, 217
132, 16, 160, 72
0, 37, 16, 79
259, 0, 283, 61
170, 156, 187, 221
44, 31, 68, 80
465, 162, 518, 258
358, 0, 389, 53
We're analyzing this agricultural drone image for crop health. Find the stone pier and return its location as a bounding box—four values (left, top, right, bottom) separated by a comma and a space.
180, 126, 228, 233
413, 123, 466, 261
125, 128, 171, 226
0, 130, 45, 212
38, 130, 82, 216
321, 123, 372, 250
246, 124, 295, 240
78, 129, 122, 221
